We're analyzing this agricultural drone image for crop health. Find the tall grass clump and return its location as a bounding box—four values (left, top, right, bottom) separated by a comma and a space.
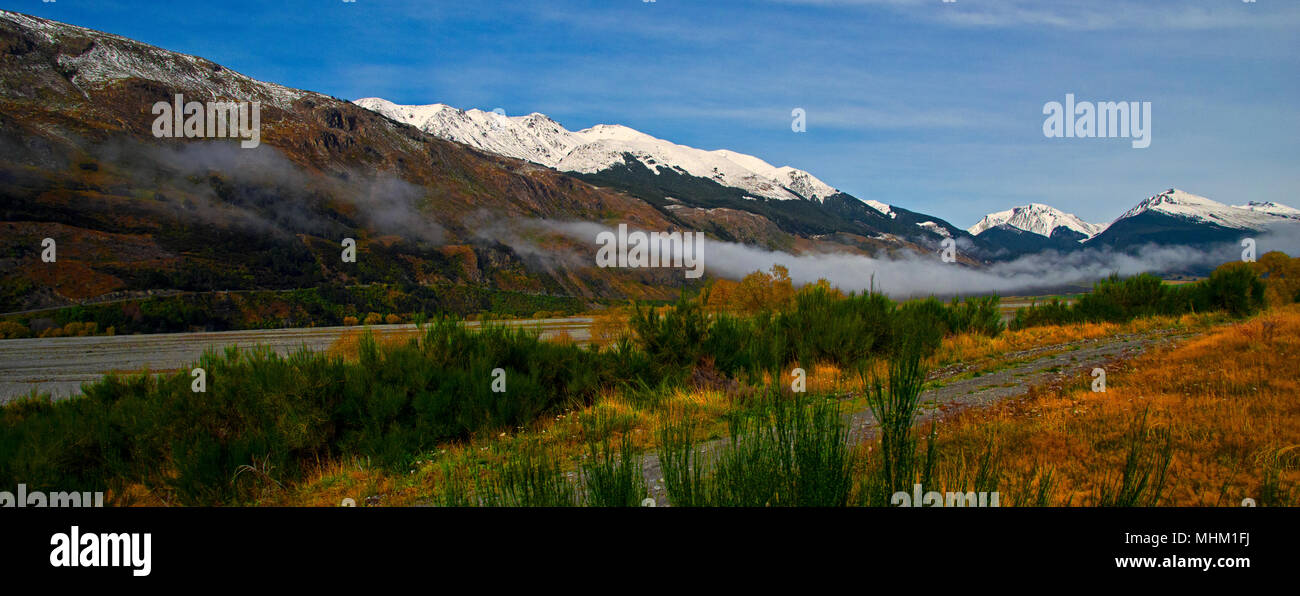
1092, 409, 1173, 507
1256, 445, 1297, 507
579, 410, 648, 507
1007, 464, 1060, 507
858, 327, 931, 505
656, 391, 854, 507
705, 392, 855, 507
476, 440, 578, 507
434, 456, 477, 507
656, 409, 712, 507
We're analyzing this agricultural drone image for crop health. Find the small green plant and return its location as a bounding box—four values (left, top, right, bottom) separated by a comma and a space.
656, 409, 711, 507
477, 440, 577, 507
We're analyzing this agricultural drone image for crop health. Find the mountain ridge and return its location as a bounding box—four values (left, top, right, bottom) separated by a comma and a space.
353, 97, 848, 206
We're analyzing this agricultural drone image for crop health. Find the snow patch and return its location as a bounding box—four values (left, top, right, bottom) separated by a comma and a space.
916, 221, 951, 238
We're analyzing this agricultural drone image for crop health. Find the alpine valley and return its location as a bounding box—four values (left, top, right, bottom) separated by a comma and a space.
1, 10, 1295, 315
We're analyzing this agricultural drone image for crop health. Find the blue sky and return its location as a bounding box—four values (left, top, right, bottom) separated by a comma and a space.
15, 0, 1300, 228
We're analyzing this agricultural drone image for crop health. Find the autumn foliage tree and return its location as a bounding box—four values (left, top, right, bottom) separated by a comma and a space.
1250, 251, 1300, 307
706, 264, 797, 314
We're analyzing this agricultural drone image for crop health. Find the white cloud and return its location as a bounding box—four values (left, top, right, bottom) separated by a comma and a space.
770, 0, 1300, 31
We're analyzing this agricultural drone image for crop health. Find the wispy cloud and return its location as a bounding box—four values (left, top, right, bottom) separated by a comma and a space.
521, 219, 1300, 298
768, 0, 1300, 31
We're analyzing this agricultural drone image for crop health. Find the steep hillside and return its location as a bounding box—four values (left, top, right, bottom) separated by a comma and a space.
0, 11, 721, 312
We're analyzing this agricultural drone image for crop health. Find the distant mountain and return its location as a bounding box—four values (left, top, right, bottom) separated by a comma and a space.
970, 224, 1090, 258
968, 203, 1105, 240
966, 203, 1105, 258
1115, 189, 1295, 229
1086, 189, 1299, 250
1234, 201, 1300, 219
353, 98, 842, 203
968, 190, 1298, 257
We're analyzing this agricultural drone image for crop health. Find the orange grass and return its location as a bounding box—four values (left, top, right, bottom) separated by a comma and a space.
928, 306, 1300, 506
325, 327, 419, 359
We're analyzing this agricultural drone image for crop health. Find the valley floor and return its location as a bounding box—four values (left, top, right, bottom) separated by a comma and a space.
260, 309, 1295, 507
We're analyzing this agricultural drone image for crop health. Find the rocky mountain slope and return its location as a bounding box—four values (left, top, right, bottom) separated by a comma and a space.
0, 10, 960, 313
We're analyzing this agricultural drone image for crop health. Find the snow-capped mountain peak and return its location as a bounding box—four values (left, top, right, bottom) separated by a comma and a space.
353, 97, 842, 203
1117, 188, 1297, 229
968, 203, 1104, 240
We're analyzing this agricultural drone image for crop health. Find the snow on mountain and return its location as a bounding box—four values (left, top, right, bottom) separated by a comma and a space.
1, 11, 314, 110
967, 203, 1104, 240
1117, 189, 1295, 230
863, 199, 895, 219
353, 97, 842, 203
916, 221, 951, 238
1232, 201, 1300, 220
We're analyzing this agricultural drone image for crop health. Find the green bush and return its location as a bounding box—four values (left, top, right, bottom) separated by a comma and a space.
0, 319, 625, 504
632, 288, 1001, 380
1194, 262, 1266, 317
1012, 266, 1268, 330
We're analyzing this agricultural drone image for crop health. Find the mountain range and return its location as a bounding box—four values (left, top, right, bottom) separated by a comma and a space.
964, 189, 1298, 256
355, 97, 1299, 258
0, 10, 1295, 314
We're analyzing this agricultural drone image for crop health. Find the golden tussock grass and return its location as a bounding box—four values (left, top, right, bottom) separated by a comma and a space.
325, 327, 418, 360
930, 306, 1300, 506
936, 312, 1224, 368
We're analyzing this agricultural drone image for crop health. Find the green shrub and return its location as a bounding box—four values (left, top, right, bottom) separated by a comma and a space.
1012, 265, 1268, 330
1195, 262, 1266, 317
0, 319, 627, 504
632, 287, 995, 381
